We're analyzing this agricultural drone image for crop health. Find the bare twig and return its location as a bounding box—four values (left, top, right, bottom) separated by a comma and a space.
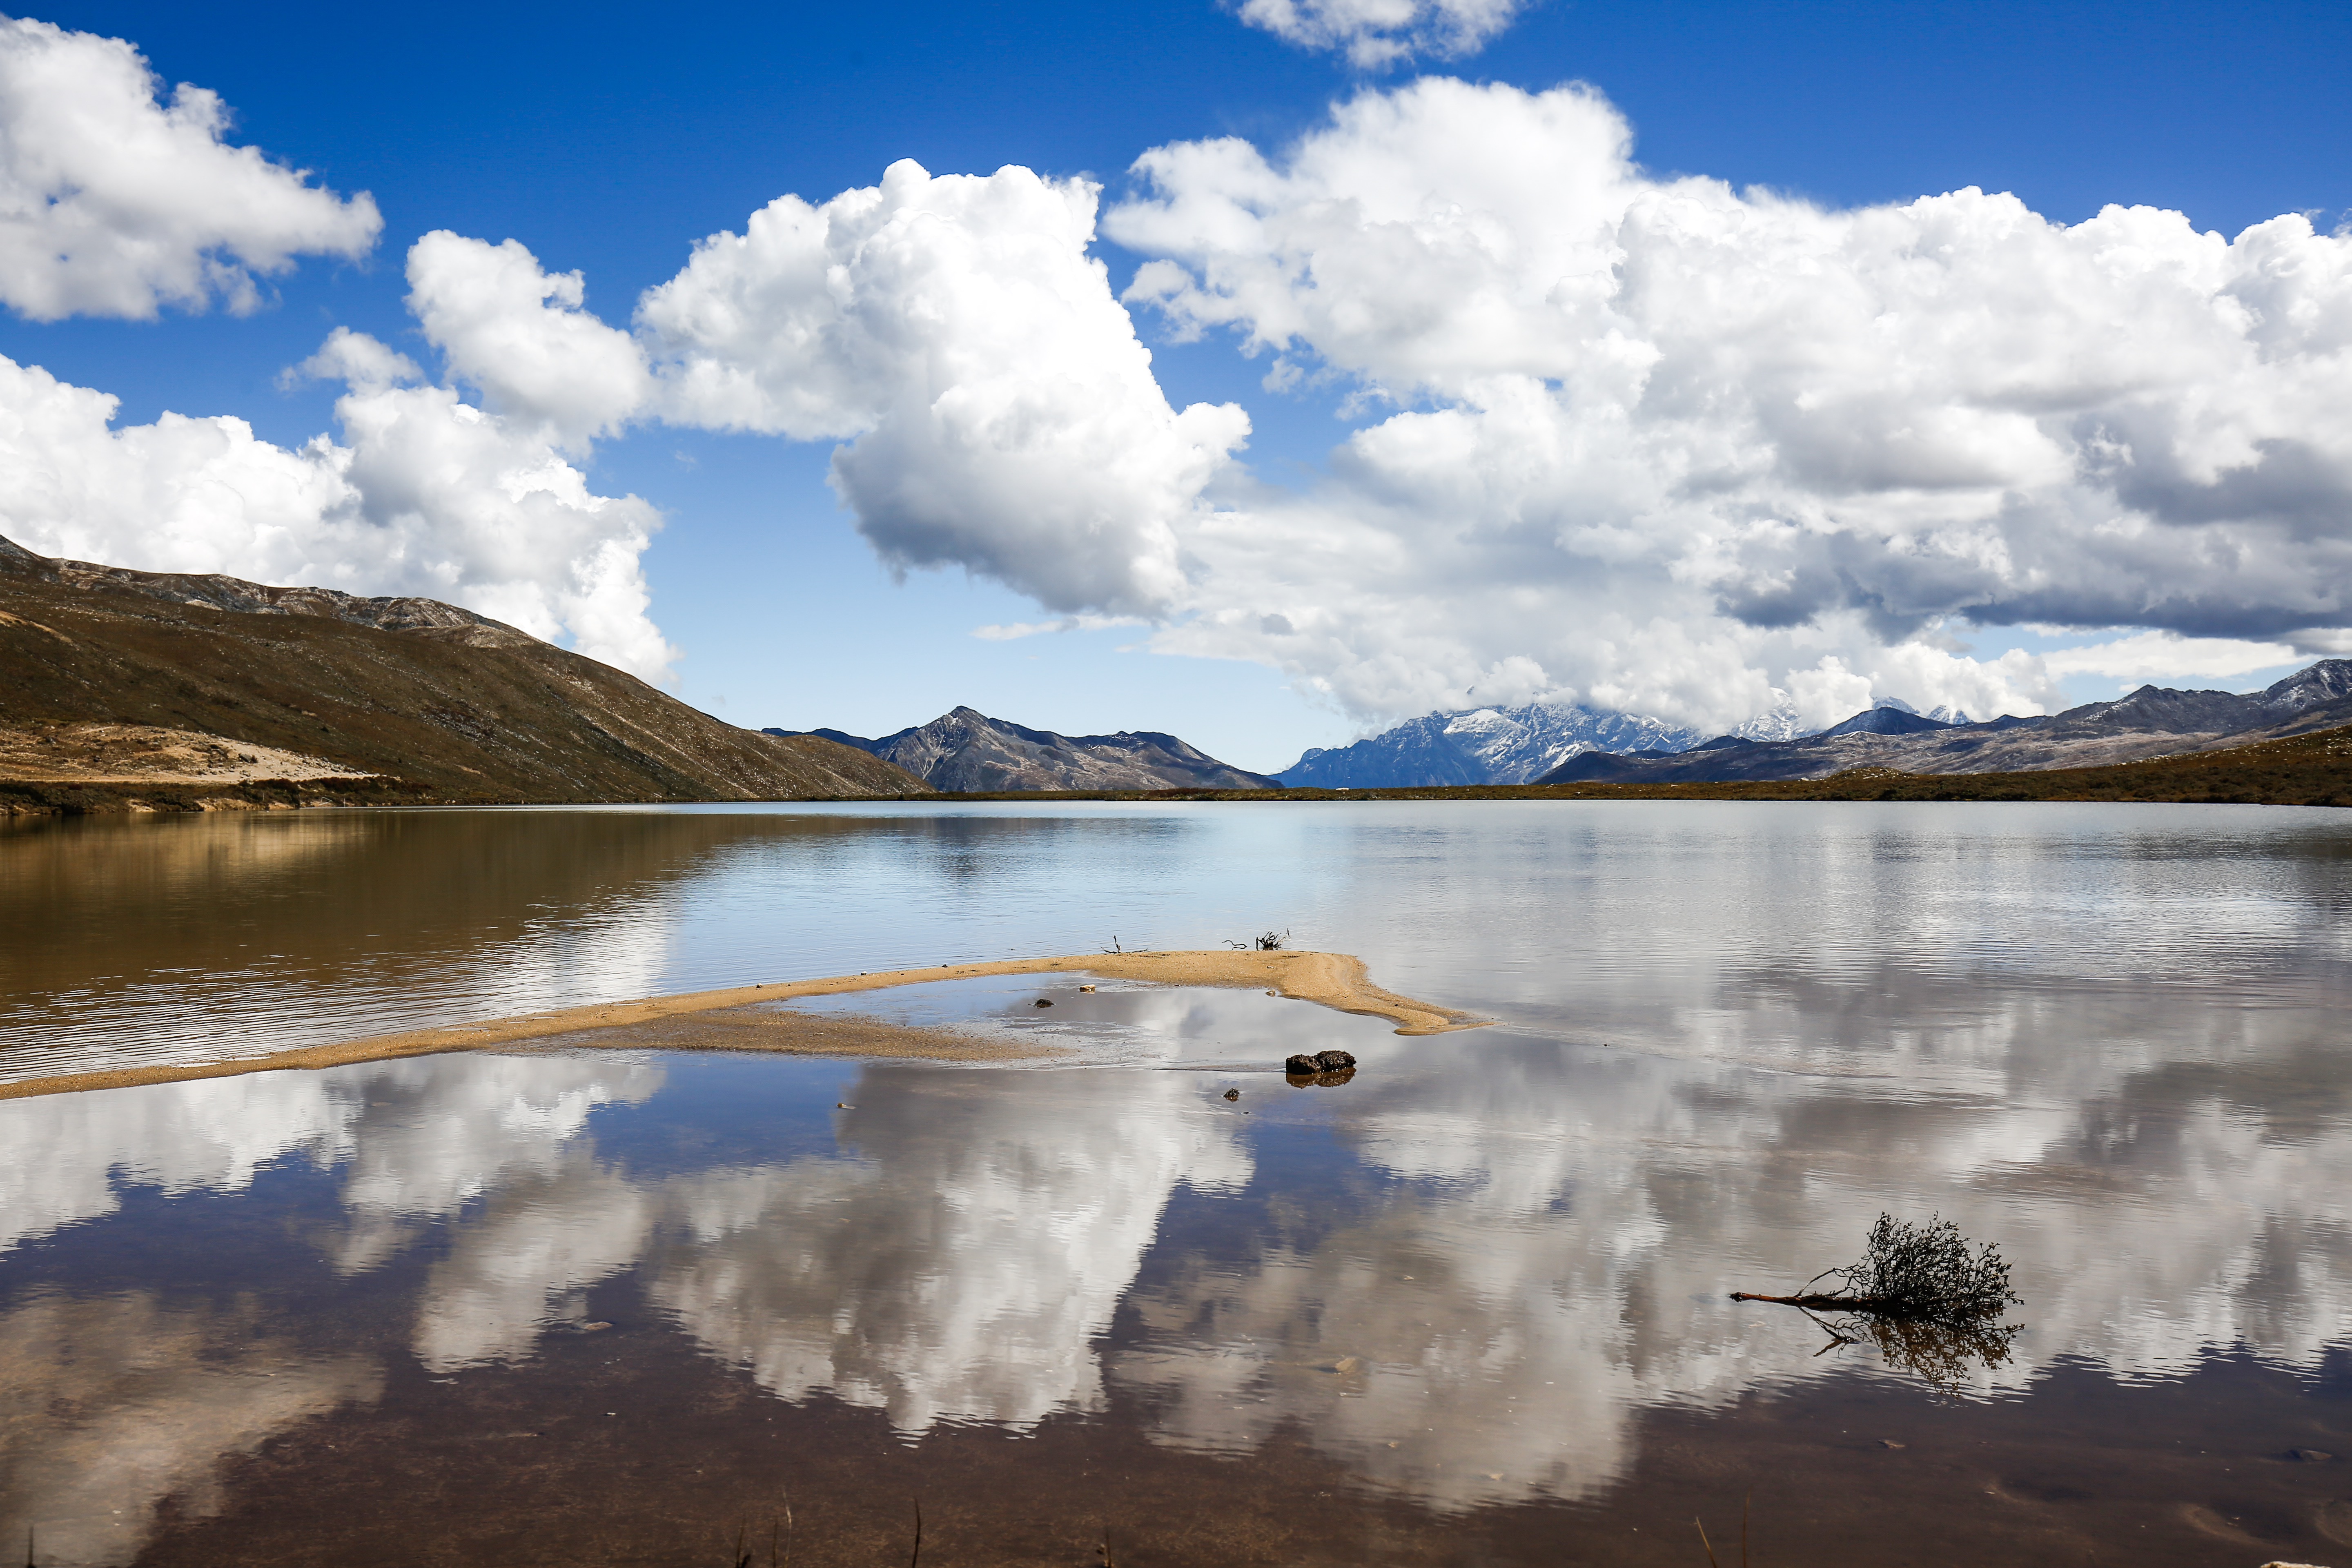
908, 1499, 923, 1568
1695, 1517, 1721, 1568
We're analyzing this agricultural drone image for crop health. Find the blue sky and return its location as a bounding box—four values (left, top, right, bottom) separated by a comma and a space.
4, 1, 2348, 769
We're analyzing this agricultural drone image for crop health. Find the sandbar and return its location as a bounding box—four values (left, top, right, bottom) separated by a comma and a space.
0, 949, 1487, 1101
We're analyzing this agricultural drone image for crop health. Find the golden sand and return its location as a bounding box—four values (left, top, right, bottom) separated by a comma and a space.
0, 949, 1486, 1101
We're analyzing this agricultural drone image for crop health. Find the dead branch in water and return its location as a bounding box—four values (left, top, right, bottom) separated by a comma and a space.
1734, 1214, 2024, 1389
1731, 1213, 2019, 1326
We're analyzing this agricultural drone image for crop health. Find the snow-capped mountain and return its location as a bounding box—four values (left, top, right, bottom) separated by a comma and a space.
1727, 693, 1969, 741
1728, 702, 1815, 742
1277, 704, 1704, 788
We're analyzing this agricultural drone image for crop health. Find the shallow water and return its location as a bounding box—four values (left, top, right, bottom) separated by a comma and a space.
3, 801, 2350, 1565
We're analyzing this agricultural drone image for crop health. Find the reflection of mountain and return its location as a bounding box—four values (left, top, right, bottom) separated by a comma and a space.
0, 808, 993, 1077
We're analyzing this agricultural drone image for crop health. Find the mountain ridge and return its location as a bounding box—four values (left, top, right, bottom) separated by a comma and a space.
769, 706, 1280, 792
1539, 663, 2352, 784
1277, 702, 1704, 788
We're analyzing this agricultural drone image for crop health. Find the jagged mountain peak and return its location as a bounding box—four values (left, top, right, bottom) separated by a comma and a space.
1728, 698, 1816, 743
1279, 700, 1704, 788
2260, 657, 2352, 709
767, 708, 1276, 793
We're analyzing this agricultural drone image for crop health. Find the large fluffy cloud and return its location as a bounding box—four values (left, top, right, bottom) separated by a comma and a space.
638, 159, 1249, 617
407, 231, 649, 451
0, 15, 378, 321
1097, 78, 2352, 726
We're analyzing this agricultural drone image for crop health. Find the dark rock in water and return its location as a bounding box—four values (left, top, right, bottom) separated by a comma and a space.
1034, 998, 1054, 1007
1284, 1052, 1356, 1087
2284, 1447, 2336, 1462
1223, 1088, 1241, 1101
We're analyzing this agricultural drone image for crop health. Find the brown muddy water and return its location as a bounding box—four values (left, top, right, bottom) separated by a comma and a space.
2, 800, 2350, 1566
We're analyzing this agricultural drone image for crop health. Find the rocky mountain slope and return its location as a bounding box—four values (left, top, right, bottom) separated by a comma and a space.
1277, 702, 1703, 787
771, 706, 1280, 791
0, 536, 926, 808
1540, 663, 2352, 784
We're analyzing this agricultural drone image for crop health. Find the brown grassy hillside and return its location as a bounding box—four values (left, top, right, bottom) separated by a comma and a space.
0, 541, 927, 811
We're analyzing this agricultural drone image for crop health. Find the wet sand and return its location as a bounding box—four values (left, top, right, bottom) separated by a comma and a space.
0, 949, 1486, 1101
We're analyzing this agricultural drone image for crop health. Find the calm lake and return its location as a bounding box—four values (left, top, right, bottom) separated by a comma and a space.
3, 801, 2350, 1566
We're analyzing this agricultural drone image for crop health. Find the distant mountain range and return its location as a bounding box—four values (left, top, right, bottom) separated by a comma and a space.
768, 707, 1281, 792
0, 535, 925, 809
1277, 703, 1705, 787
1541, 663, 2352, 784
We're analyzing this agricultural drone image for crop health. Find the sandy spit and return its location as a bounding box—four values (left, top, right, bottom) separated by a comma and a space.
0, 949, 1486, 1102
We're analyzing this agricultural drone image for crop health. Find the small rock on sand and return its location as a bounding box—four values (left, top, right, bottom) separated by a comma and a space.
1034, 998, 1054, 1007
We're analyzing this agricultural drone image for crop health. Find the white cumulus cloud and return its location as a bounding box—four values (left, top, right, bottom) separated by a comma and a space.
0, 14, 379, 321
406, 231, 650, 451
1235, 0, 1530, 68
1086, 77, 2352, 728
637, 158, 1250, 618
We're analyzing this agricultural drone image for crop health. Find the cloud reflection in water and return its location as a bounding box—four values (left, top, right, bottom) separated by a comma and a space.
0, 961, 2348, 1550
